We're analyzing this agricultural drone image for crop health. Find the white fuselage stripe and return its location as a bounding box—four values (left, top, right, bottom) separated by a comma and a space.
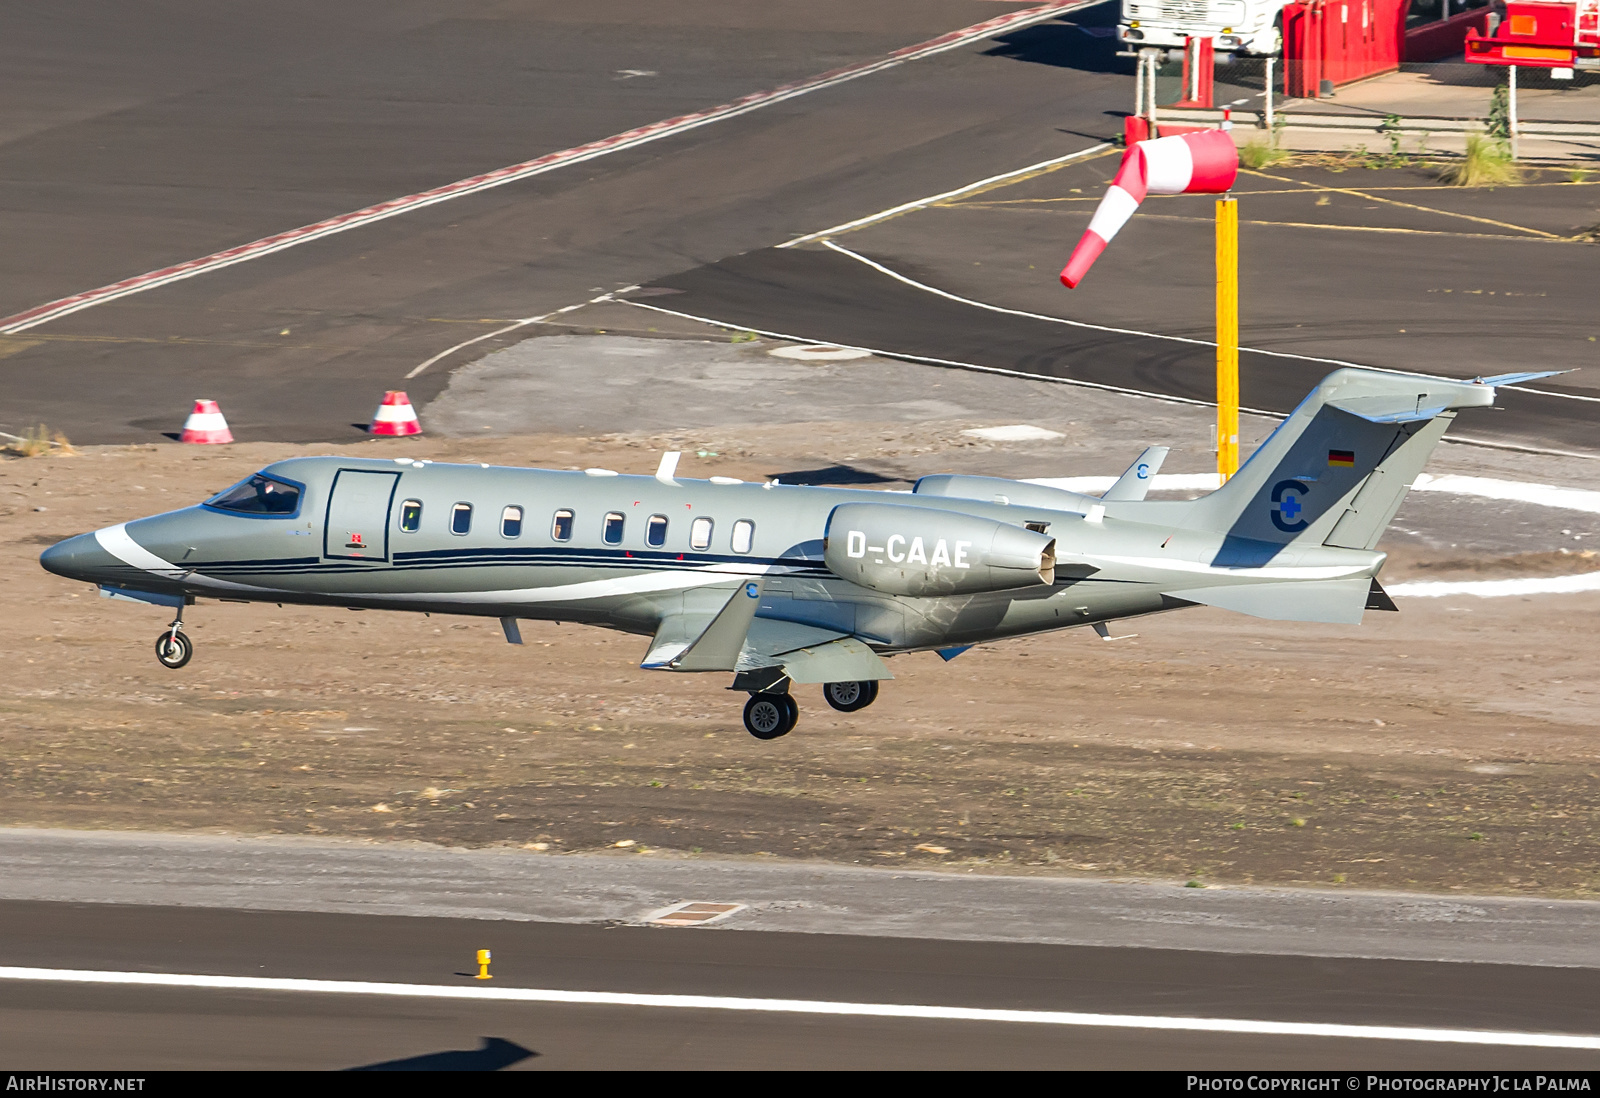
94, 523, 184, 577
0, 967, 1595, 1049
91, 521, 787, 604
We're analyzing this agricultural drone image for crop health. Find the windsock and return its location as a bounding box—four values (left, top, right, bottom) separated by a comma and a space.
369, 390, 421, 436
179, 399, 233, 444
1060, 129, 1239, 289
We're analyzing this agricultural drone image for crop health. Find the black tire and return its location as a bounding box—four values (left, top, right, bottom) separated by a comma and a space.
823, 679, 879, 713
743, 693, 796, 740
154, 630, 192, 669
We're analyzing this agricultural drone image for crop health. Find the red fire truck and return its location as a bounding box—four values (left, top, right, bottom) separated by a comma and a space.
1465, 0, 1600, 70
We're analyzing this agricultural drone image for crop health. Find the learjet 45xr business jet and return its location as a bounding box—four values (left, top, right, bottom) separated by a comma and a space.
40, 367, 1546, 739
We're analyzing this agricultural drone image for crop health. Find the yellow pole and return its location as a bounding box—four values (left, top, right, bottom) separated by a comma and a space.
1215, 197, 1239, 481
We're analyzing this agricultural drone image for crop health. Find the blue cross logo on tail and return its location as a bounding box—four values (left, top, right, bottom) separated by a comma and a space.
1270, 479, 1311, 533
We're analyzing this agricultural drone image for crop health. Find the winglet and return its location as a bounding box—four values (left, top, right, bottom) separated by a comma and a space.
1101, 445, 1170, 501
642, 579, 764, 671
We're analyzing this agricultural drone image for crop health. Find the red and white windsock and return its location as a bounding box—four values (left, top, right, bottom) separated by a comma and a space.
1060, 129, 1239, 289
369, 390, 422, 436
179, 399, 233, 444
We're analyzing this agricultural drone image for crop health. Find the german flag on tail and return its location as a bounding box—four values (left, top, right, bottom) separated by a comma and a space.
1327, 449, 1356, 468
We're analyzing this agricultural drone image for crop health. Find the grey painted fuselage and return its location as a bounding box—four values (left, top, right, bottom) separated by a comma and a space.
40, 367, 1542, 680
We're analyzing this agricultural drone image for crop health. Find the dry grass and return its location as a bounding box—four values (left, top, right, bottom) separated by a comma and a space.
1438, 134, 1521, 187
2, 424, 74, 458
1239, 138, 1288, 170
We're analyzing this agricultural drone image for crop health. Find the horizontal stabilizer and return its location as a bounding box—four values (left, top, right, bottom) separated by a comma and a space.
1101, 446, 1169, 502
781, 637, 891, 684
1473, 370, 1568, 386
1174, 577, 1372, 624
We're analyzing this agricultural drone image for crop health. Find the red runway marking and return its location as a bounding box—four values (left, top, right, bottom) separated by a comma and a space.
0, 2, 1088, 335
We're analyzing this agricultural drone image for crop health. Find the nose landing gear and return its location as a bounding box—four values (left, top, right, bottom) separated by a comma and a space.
154, 610, 192, 669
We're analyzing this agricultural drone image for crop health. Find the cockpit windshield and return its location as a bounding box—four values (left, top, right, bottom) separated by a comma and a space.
205, 473, 302, 516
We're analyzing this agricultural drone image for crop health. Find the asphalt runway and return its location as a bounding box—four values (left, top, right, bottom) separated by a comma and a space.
639, 236, 1600, 457
0, 0, 1129, 444
3, 899, 1599, 1069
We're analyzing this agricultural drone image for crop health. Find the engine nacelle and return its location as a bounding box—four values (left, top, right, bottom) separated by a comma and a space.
824, 503, 1056, 597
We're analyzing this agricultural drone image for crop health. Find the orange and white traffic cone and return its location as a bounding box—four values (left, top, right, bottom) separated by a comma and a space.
369, 391, 421, 436
179, 399, 233, 444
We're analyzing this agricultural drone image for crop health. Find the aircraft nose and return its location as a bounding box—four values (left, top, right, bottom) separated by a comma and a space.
40, 532, 118, 582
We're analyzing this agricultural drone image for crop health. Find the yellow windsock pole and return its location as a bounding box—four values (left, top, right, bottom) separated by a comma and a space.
1215, 196, 1240, 481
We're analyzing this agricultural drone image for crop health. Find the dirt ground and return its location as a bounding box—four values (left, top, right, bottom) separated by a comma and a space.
5, 426, 1600, 898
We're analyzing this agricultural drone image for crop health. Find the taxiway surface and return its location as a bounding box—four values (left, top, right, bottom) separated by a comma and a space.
0, 0, 1123, 444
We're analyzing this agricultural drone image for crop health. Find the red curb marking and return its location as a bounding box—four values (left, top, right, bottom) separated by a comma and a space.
0, 2, 1086, 334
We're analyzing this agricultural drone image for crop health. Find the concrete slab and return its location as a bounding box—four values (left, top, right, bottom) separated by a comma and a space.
3, 828, 1599, 967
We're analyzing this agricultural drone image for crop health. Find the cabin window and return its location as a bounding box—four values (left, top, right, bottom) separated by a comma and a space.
399, 500, 422, 532
205, 473, 302, 517
603, 512, 625, 545
501, 506, 523, 538
645, 514, 668, 548
450, 503, 472, 535
690, 516, 713, 551
731, 519, 755, 554
551, 509, 574, 541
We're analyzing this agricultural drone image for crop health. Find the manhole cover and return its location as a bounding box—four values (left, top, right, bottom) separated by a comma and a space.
961, 424, 1065, 442
768, 345, 872, 361
643, 901, 747, 927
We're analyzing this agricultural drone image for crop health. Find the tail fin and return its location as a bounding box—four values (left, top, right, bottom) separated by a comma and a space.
1180, 368, 1518, 552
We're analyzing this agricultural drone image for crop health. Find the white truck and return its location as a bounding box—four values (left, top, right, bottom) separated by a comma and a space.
1119, 0, 1287, 56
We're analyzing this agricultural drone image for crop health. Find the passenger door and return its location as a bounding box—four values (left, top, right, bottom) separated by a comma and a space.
323, 470, 400, 562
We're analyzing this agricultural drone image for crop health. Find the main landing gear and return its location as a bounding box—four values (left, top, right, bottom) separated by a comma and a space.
743, 693, 798, 740
823, 679, 878, 713
740, 680, 882, 740
154, 609, 192, 669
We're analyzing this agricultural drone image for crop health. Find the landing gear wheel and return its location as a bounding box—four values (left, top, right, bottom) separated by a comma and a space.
154, 630, 193, 669
744, 693, 798, 740
823, 680, 879, 713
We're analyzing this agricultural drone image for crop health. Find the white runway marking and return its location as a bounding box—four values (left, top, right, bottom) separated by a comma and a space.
1033, 472, 1600, 516
0, 966, 1595, 1048
1410, 473, 1600, 515
403, 292, 616, 379
819, 241, 1593, 412
1388, 573, 1600, 598
777, 143, 1112, 248
619, 297, 1245, 411
0, 1, 1093, 336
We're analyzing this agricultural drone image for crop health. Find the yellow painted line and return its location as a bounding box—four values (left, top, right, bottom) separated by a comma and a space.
0, 337, 43, 359
2, 333, 317, 350
1242, 168, 1562, 238
1132, 212, 1569, 241
923, 204, 1567, 242
953, 179, 1600, 206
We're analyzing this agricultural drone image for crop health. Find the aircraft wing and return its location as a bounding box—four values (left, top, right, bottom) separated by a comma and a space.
773, 636, 891, 684
641, 584, 889, 683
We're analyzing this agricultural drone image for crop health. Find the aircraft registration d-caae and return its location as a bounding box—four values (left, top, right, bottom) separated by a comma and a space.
40, 367, 1550, 740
